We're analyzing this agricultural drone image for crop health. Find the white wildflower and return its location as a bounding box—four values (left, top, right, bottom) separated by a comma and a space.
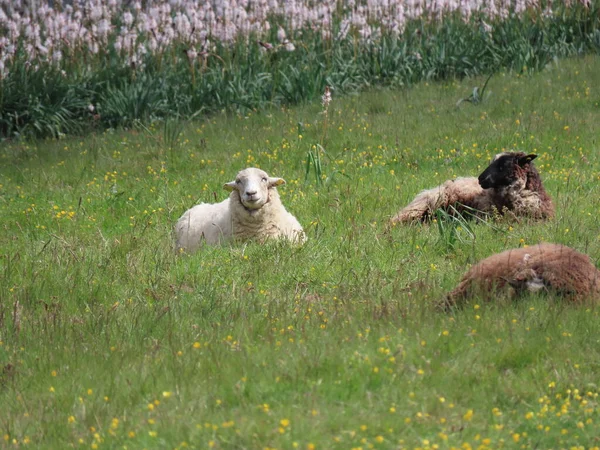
481, 19, 492, 34
277, 26, 286, 42
186, 48, 198, 61
321, 85, 332, 110
123, 11, 134, 27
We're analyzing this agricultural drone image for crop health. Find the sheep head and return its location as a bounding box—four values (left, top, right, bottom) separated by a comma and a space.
478, 152, 537, 189
223, 168, 285, 210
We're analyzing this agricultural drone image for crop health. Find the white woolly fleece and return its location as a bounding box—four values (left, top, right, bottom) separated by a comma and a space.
175, 168, 305, 253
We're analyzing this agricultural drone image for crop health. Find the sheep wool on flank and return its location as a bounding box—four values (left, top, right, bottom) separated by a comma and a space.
444, 243, 600, 308
175, 167, 306, 253
390, 152, 554, 224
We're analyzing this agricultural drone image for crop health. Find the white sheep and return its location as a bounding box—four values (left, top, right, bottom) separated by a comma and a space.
444, 243, 600, 308
391, 152, 554, 224
175, 167, 305, 253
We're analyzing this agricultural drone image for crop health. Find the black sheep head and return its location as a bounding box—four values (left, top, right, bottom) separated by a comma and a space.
478, 152, 537, 189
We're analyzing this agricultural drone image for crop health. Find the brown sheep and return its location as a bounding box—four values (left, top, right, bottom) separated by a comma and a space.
391, 152, 554, 224
444, 243, 600, 308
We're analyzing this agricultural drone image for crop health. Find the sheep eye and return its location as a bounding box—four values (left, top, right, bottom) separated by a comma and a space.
261, 177, 267, 182
236, 179, 241, 184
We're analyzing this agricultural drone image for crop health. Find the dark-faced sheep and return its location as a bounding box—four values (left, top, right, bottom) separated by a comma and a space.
444, 243, 600, 308
175, 168, 306, 253
390, 152, 554, 224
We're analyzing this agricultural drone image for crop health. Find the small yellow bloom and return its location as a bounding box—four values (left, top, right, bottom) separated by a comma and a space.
68, 416, 75, 424
463, 409, 474, 421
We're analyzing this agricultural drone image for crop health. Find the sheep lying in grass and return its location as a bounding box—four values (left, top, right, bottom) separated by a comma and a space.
175, 168, 305, 253
391, 152, 554, 224
444, 243, 600, 308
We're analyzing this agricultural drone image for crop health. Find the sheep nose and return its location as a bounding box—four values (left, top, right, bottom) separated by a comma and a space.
478, 174, 491, 188
246, 190, 257, 197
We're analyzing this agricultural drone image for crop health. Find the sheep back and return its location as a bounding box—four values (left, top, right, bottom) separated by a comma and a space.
391, 177, 487, 223
175, 199, 232, 251
445, 244, 600, 308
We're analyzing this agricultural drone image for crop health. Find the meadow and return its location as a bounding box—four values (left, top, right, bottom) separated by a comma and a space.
2, 54, 600, 448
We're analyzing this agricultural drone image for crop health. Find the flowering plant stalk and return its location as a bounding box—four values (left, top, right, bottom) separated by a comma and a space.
0, 0, 597, 138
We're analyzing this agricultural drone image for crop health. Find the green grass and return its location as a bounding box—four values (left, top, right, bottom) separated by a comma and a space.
2, 55, 600, 449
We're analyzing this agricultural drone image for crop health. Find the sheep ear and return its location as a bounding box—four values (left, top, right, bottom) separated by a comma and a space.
223, 181, 237, 192
518, 154, 537, 166
268, 177, 285, 187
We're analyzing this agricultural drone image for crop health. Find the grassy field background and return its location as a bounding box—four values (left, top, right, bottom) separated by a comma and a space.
2, 55, 600, 449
